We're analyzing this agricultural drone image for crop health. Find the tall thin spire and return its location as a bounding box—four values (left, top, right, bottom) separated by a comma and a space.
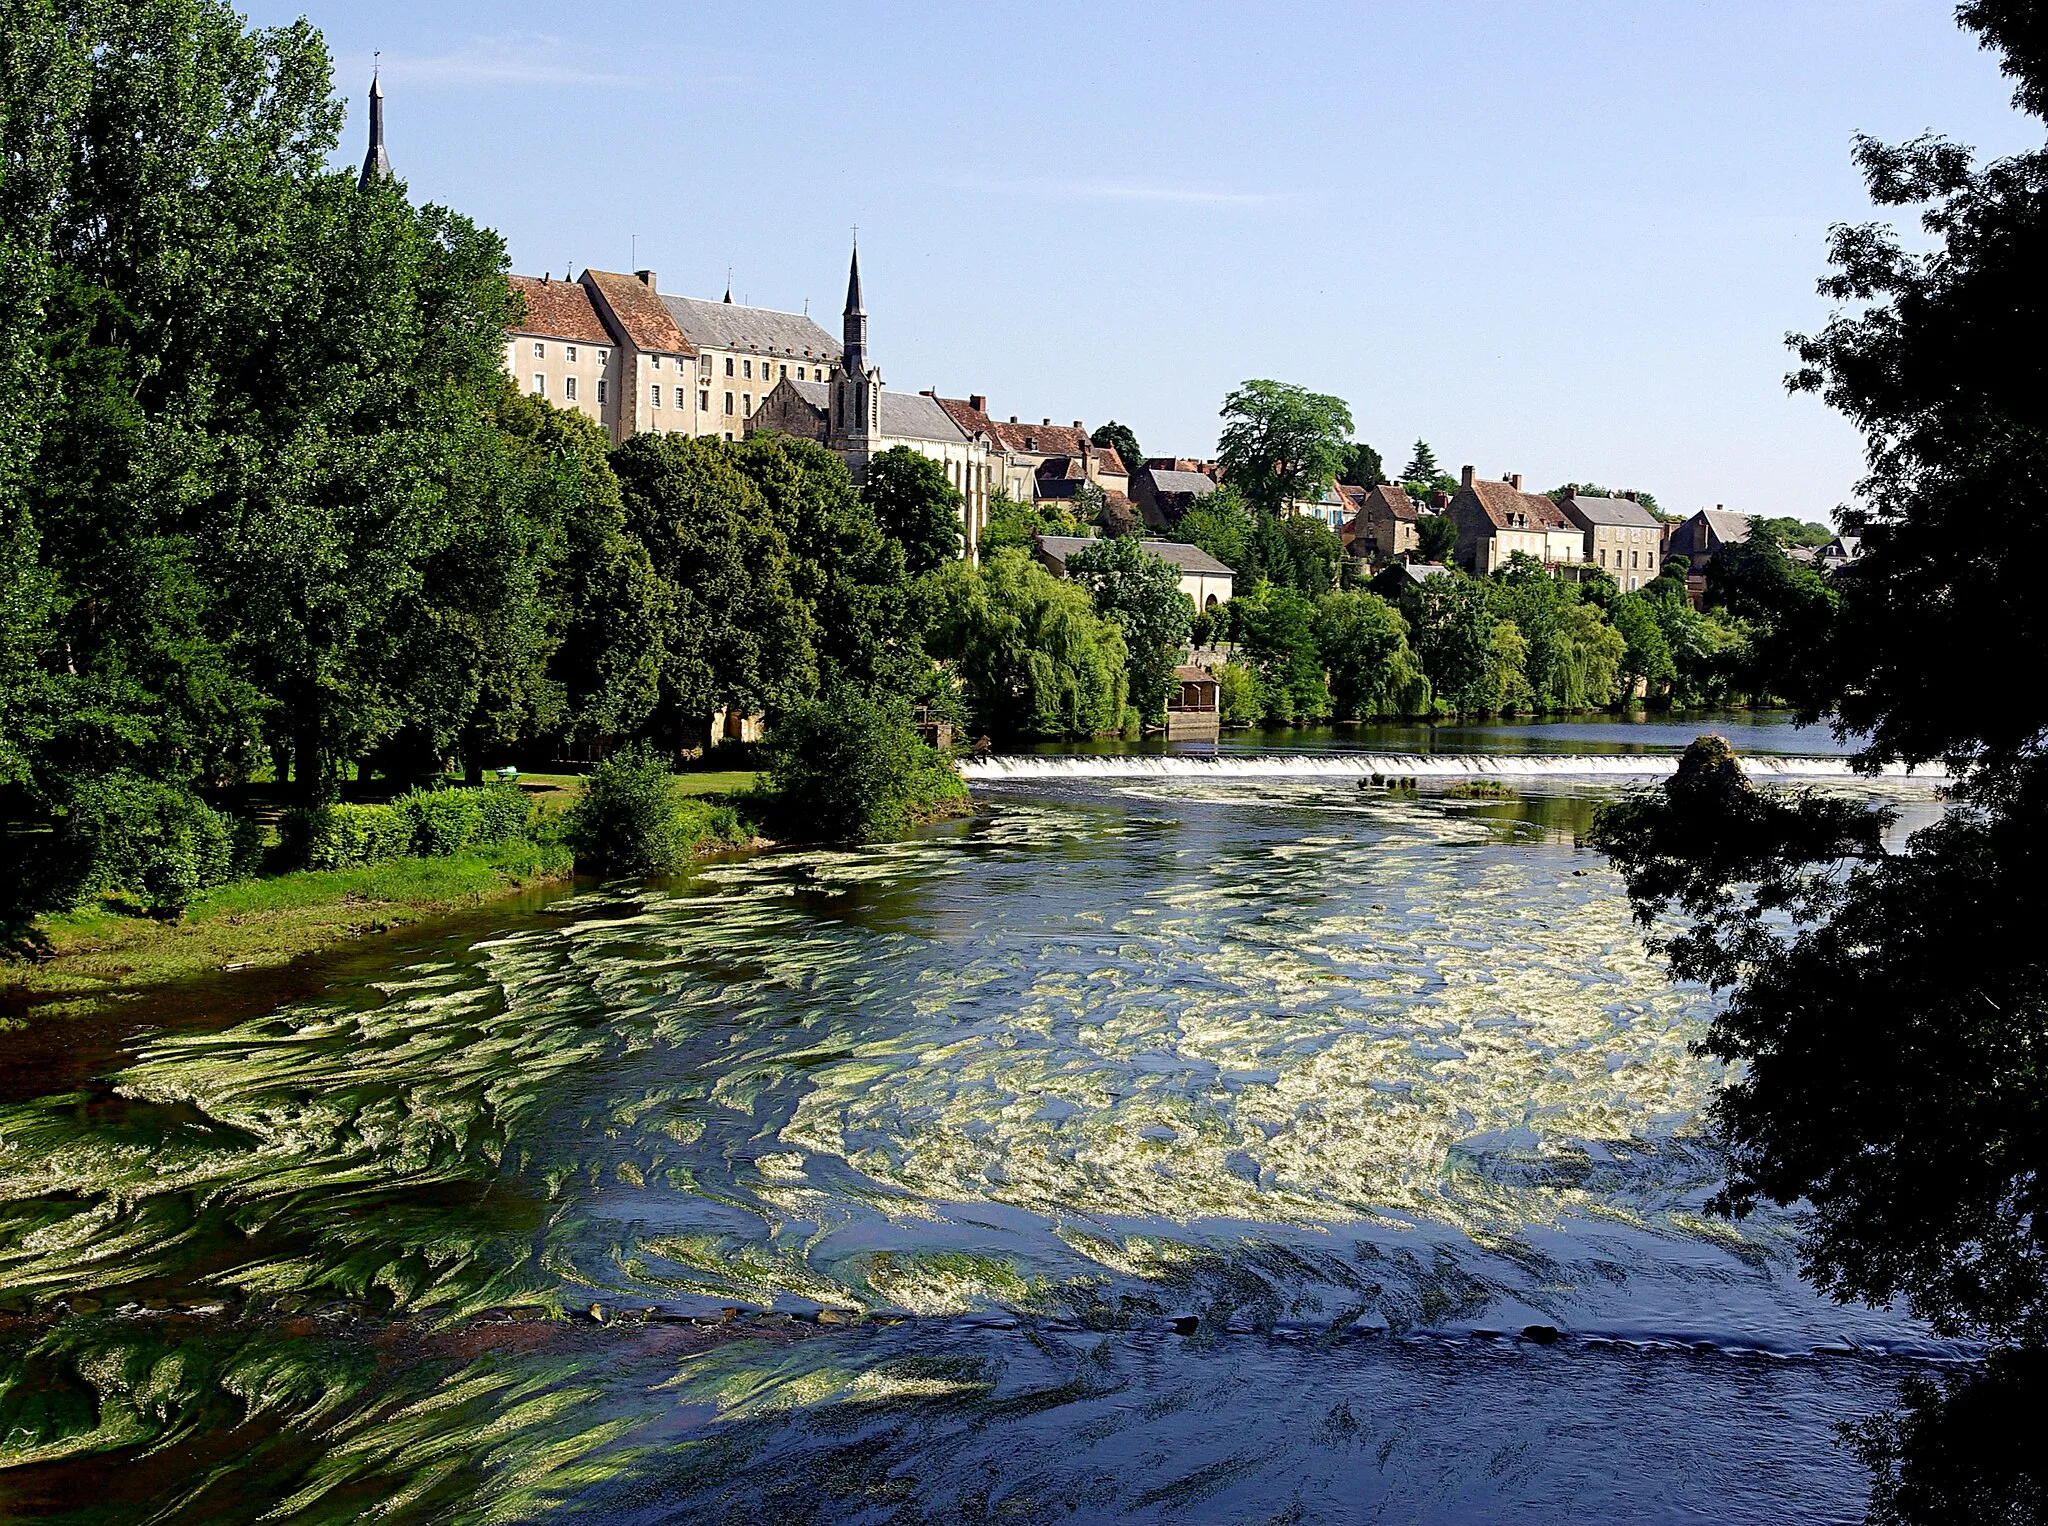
358, 62, 391, 189
841, 236, 867, 378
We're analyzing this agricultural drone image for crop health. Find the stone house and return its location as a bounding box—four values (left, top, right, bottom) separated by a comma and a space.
1032, 534, 1235, 610
505, 276, 622, 434
1448, 466, 1585, 574
935, 398, 1131, 509
1347, 483, 1421, 559
1557, 487, 1666, 591
1130, 463, 1219, 530
1667, 508, 1752, 572
1368, 562, 1454, 601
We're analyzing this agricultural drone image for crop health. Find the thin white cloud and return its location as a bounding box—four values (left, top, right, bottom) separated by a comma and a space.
347, 35, 647, 89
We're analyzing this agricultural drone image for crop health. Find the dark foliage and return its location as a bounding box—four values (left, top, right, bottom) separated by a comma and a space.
762, 686, 964, 844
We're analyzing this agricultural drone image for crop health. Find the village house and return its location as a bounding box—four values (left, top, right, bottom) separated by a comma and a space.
1368, 561, 1454, 601
1346, 482, 1422, 559
1032, 534, 1235, 610
504, 276, 622, 434
1667, 508, 1752, 572
1557, 487, 1666, 591
1448, 467, 1585, 575
933, 398, 1131, 510
1130, 461, 1219, 530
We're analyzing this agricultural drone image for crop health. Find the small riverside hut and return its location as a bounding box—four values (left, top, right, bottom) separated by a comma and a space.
1166, 664, 1222, 739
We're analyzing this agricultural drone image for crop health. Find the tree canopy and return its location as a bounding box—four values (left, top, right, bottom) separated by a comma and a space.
1089, 421, 1142, 472
1216, 380, 1354, 515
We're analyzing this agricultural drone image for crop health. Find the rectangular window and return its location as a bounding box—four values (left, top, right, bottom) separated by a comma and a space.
797, 366, 806, 380
564, 376, 577, 401
598, 349, 609, 365
1631, 550, 1640, 569
743, 394, 752, 416
725, 357, 735, 376
597, 379, 608, 405
532, 341, 545, 359
724, 391, 735, 415
532, 372, 545, 395
565, 345, 577, 363
651, 385, 662, 408
698, 356, 712, 380
699, 389, 709, 410
779, 364, 787, 381
743, 359, 752, 379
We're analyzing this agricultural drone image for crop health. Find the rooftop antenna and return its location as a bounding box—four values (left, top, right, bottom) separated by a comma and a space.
631, 233, 637, 270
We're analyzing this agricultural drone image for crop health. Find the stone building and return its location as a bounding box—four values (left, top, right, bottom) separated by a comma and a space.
1346, 483, 1421, 559
664, 292, 841, 441
748, 245, 996, 558
935, 398, 1132, 509
1667, 508, 1752, 571
504, 276, 621, 432
1130, 462, 1218, 530
1448, 466, 1585, 575
1557, 488, 1666, 591
1032, 534, 1234, 610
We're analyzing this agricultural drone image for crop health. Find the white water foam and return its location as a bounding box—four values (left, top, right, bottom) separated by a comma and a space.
961, 752, 1946, 783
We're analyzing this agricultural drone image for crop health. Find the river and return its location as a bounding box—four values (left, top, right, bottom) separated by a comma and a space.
0, 714, 1963, 1522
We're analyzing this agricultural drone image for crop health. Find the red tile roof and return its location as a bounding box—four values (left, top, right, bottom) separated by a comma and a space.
937, 397, 1098, 458
580, 269, 692, 355
507, 275, 612, 343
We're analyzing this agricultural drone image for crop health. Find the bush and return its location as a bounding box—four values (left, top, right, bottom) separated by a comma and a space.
471, 780, 534, 846
54, 772, 236, 915
286, 802, 413, 871
764, 685, 968, 844
396, 787, 485, 856
564, 743, 697, 876
1217, 662, 1262, 725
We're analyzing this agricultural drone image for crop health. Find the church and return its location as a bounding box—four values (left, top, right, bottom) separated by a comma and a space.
748, 246, 997, 561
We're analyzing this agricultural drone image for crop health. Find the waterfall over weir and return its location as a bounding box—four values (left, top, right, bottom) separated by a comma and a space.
961, 750, 1943, 783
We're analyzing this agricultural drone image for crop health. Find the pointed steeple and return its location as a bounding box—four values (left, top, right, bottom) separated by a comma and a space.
723, 286, 733, 304
841, 237, 867, 379
358, 67, 392, 189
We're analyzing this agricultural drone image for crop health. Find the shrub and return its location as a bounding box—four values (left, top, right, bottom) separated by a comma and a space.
1217, 662, 1262, 726
396, 787, 485, 856
764, 685, 968, 844
471, 780, 534, 846
285, 803, 413, 871
564, 743, 696, 876
54, 772, 236, 915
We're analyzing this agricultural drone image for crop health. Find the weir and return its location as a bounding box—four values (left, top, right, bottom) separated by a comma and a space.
961, 750, 1943, 782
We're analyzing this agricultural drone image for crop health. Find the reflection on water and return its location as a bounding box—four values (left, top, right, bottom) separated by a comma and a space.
0, 769, 1959, 1522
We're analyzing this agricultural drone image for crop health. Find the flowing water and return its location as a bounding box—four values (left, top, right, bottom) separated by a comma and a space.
0, 715, 1964, 1523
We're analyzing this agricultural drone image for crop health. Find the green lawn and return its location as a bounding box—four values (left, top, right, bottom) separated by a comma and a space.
5, 838, 573, 1023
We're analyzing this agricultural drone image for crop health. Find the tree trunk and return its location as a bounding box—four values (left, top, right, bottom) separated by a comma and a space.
294, 702, 328, 805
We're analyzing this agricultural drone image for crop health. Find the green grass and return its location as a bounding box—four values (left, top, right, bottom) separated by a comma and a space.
673, 770, 759, 798
6, 838, 573, 1023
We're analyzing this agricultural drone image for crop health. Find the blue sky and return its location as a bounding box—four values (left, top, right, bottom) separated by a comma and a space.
252, 0, 2039, 521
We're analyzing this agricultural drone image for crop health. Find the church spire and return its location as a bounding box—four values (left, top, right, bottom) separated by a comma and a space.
358, 65, 392, 189
841, 237, 867, 378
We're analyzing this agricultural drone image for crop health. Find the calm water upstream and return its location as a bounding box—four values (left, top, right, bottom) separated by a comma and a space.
0, 714, 1964, 1523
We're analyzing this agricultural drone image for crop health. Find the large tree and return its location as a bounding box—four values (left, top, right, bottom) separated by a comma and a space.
1062, 536, 1193, 720
1090, 420, 1142, 472
1216, 380, 1354, 515
860, 445, 961, 576
1593, 5, 2048, 1513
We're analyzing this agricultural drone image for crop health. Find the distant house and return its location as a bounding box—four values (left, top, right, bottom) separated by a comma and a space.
1448, 467, 1585, 575
1368, 562, 1454, 601
1819, 534, 1863, 573
1033, 533, 1235, 610
1347, 483, 1421, 559
1557, 487, 1666, 592
934, 397, 1130, 508
1667, 508, 1752, 572
1130, 462, 1219, 530
1285, 483, 1351, 536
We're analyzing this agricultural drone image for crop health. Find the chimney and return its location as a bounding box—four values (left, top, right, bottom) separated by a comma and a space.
970, 394, 987, 412
1009, 415, 1018, 424
1460, 465, 1475, 490
1562, 482, 1574, 496
1716, 503, 1724, 511
1508, 473, 1523, 491
635, 270, 657, 291
1074, 420, 1085, 431
1624, 490, 1637, 502
1042, 417, 1051, 427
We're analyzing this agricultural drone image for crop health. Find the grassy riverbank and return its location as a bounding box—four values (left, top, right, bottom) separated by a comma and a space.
1, 768, 765, 1025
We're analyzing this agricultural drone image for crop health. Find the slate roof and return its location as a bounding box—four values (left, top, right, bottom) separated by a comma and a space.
507, 276, 612, 343
779, 379, 968, 445
1698, 510, 1753, 544
1035, 534, 1234, 576
1384, 562, 1453, 585
581, 270, 691, 355
1560, 493, 1663, 529
1462, 478, 1574, 531
1141, 469, 1218, 498
663, 295, 840, 359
